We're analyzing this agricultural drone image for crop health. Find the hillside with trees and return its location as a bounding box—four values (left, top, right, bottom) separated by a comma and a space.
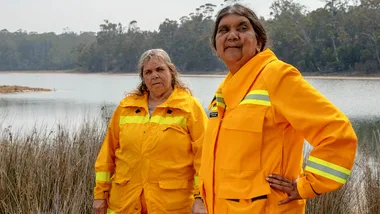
0, 0, 379, 75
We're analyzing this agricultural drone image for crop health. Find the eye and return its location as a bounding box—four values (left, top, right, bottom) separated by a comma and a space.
238, 25, 248, 31
144, 70, 151, 75
218, 27, 228, 33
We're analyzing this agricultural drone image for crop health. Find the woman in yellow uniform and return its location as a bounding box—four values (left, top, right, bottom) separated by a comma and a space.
93, 49, 208, 214
199, 4, 357, 214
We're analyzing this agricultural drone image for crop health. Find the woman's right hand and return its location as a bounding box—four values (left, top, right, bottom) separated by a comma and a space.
93, 199, 107, 214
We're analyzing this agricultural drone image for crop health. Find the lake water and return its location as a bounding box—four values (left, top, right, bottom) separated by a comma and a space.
1, 72, 380, 133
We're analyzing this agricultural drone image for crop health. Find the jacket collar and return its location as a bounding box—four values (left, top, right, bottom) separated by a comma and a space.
220, 48, 277, 110
120, 87, 192, 113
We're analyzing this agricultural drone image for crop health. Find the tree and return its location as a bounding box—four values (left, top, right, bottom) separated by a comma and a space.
0, 0, 379, 74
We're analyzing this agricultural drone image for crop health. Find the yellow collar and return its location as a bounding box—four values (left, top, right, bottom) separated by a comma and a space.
219, 49, 278, 110
120, 87, 192, 113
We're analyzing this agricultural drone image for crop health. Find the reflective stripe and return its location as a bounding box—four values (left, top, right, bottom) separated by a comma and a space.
208, 96, 217, 110
305, 156, 351, 184
216, 93, 226, 109
96, 172, 111, 182
150, 115, 187, 128
120, 115, 187, 128
120, 115, 148, 125
217, 102, 226, 109
309, 156, 351, 175
247, 90, 269, 96
194, 175, 199, 186
241, 99, 271, 106
211, 106, 217, 111
240, 90, 271, 106
107, 208, 116, 214
215, 93, 223, 99
245, 94, 270, 102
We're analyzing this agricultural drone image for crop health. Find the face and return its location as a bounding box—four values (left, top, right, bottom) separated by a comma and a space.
142, 56, 173, 95
215, 14, 260, 69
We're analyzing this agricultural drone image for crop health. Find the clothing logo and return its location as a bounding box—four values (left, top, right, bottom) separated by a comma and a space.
209, 112, 218, 118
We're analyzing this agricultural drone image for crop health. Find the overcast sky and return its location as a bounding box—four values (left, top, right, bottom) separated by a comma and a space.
0, 0, 325, 34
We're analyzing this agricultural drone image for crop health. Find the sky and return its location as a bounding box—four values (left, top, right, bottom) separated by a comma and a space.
0, 0, 325, 34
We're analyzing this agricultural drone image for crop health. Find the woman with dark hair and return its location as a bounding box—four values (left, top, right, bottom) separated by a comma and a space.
199, 4, 357, 214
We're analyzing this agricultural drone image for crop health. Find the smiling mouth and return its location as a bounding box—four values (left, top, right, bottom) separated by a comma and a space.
225, 46, 242, 50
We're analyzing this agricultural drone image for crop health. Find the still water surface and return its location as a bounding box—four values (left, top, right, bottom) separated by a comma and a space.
1, 73, 380, 132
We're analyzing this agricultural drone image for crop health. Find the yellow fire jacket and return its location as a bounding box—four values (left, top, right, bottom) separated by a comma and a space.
94, 87, 208, 214
199, 49, 357, 214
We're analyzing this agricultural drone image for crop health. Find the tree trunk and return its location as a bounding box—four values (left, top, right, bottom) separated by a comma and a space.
375, 39, 380, 67
331, 36, 339, 63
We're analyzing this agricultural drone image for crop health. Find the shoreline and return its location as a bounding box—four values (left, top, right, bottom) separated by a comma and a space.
1, 70, 380, 80
0, 85, 53, 94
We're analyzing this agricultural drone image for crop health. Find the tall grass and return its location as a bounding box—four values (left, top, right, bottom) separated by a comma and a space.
0, 120, 106, 214
0, 116, 379, 213
306, 120, 380, 214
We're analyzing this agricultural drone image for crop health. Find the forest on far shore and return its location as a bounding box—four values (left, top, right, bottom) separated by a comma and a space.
0, 0, 379, 75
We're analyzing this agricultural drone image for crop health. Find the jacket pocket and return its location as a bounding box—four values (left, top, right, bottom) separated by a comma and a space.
219, 105, 268, 171
225, 195, 269, 214
108, 176, 131, 207
217, 172, 271, 214
158, 180, 189, 189
157, 180, 192, 211
222, 105, 266, 132
155, 125, 191, 161
161, 124, 188, 135
216, 172, 271, 199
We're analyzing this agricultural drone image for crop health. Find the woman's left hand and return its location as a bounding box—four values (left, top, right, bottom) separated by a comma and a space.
191, 198, 207, 214
266, 174, 302, 205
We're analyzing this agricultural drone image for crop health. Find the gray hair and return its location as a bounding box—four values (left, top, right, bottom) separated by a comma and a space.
133, 49, 191, 96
